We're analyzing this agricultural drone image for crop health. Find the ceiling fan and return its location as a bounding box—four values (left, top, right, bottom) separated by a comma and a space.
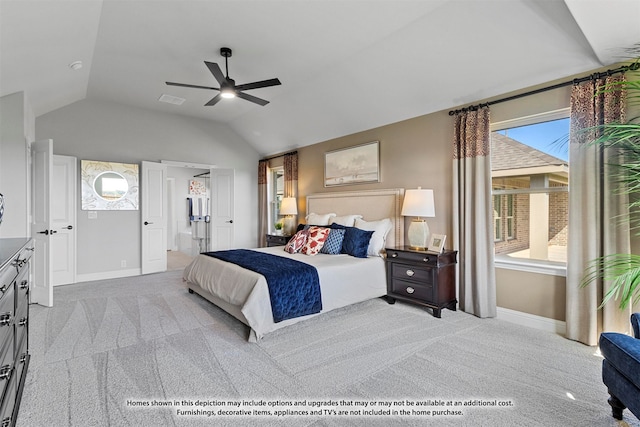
166, 47, 281, 107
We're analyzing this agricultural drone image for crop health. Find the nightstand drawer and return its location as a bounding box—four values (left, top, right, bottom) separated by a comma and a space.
387, 248, 456, 267
390, 278, 433, 301
390, 262, 433, 284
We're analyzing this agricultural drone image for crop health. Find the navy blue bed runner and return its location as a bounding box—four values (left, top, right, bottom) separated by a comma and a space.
202, 249, 322, 323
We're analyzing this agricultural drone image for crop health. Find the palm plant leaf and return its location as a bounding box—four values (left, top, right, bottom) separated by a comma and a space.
581, 254, 640, 309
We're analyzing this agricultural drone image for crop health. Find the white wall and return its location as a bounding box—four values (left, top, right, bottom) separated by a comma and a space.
0, 92, 34, 238
36, 99, 259, 277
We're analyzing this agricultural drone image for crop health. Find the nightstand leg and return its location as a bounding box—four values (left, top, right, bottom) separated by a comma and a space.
386, 296, 396, 304
432, 308, 442, 318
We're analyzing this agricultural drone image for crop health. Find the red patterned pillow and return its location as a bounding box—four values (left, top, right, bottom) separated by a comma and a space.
301, 226, 331, 255
284, 230, 309, 254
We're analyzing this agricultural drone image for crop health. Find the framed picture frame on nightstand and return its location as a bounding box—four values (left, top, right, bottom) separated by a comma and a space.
428, 234, 446, 253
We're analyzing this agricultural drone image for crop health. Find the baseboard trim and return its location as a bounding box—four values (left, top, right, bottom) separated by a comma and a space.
75, 268, 142, 284
497, 307, 566, 335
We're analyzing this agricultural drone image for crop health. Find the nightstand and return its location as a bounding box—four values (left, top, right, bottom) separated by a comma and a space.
266, 234, 291, 247
385, 246, 457, 318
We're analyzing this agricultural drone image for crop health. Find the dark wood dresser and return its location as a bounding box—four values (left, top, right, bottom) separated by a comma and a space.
385, 246, 457, 318
0, 238, 33, 427
266, 234, 291, 247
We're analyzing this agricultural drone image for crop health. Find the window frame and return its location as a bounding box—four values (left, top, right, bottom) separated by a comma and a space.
490, 108, 570, 277
268, 167, 284, 233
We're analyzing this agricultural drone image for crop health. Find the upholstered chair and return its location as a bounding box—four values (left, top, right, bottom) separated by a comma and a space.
599, 313, 640, 420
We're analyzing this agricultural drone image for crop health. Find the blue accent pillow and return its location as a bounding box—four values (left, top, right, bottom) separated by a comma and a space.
340, 226, 374, 258
320, 228, 346, 255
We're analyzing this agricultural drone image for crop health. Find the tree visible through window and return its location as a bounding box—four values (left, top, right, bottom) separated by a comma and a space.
491, 113, 569, 264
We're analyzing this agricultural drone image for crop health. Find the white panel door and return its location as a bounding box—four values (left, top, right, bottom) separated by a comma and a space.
141, 161, 167, 274
31, 140, 53, 307
51, 155, 76, 286
210, 168, 234, 250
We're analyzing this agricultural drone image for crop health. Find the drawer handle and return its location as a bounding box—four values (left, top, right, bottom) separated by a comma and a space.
0, 365, 11, 381
18, 317, 27, 327
406, 287, 415, 294
0, 285, 6, 293
423, 257, 430, 262
1, 417, 10, 427
405, 269, 415, 277
20, 280, 28, 289
391, 253, 398, 258
19, 354, 27, 364
0, 313, 13, 326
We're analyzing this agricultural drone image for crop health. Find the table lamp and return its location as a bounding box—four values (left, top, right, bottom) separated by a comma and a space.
401, 188, 435, 250
279, 197, 298, 235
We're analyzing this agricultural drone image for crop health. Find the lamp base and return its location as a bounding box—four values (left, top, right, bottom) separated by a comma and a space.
407, 219, 430, 250
283, 216, 296, 236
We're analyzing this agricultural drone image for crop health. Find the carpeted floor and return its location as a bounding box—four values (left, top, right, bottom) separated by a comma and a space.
16, 271, 640, 426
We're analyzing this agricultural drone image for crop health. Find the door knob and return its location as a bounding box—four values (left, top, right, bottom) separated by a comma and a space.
226, 220, 233, 223
144, 221, 153, 225
37, 230, 49, 235
63, 225, 73, 230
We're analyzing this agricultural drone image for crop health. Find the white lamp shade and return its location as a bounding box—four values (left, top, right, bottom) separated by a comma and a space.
401, 188, 435, 217
280, 197, 298, 215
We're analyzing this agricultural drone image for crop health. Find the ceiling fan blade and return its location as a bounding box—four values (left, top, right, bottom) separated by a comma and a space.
235, 78, 282, 92
166, 81, 220, 91
236, 91, 269, 106
204, 61, 227, 85
205, 93, 223, 106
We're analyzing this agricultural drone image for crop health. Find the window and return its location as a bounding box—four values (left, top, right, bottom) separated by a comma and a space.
493, 193, 502, 241
494, 192, 514, 242
506, 194, 515, 240
491, 109, 569, 272
268, 167, 284, 232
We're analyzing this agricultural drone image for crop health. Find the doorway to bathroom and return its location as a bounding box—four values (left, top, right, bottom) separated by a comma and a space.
164, 163, 235, 271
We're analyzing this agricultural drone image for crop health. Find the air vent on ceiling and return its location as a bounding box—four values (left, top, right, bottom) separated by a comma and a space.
158, 94, 186, 105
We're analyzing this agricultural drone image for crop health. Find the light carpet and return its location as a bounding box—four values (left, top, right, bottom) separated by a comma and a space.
16, 271, 640, 426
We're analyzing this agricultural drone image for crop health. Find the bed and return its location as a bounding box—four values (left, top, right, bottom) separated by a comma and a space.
183, 188, 404, 341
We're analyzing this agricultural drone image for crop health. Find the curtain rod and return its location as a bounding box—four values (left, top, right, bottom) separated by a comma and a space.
448, 62, 640, 116
260, 150, 298, 162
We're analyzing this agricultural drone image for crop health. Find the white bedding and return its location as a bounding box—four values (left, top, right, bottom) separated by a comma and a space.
183, 246, 387, 341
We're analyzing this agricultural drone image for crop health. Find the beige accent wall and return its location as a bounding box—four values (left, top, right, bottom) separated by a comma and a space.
298, 110, 455, 242
287, 63, 636, 322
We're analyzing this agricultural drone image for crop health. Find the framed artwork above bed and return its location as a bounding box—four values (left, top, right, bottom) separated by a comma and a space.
324, 141, 380, 187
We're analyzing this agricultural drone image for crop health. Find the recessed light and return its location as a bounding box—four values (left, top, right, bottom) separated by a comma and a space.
69, 61, 83, 71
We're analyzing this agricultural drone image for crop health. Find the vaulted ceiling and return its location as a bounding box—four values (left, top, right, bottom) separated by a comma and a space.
1, 0, 638, 156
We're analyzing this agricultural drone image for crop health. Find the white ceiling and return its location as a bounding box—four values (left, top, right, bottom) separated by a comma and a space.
1, 0, 639, 156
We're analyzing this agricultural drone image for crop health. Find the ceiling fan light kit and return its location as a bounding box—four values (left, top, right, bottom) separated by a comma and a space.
166, 47, 280, 106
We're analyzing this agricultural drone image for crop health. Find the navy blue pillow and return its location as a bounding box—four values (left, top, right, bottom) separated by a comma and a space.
320, 228, 346, 255
340, 226, 374, 258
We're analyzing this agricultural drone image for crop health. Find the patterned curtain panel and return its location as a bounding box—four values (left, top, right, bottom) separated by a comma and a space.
566, 75, 630, 345
452, 107, 497, 318
284, 152, 298, 232
284, 152, 298, 198
258, 160, 268, 247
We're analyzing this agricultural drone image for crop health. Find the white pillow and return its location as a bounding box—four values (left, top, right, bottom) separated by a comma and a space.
354, 217, 392, 257
329, 214, 363, 227
305, 212, 336, 226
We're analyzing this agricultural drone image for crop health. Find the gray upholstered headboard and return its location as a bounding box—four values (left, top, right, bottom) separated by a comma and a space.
306, 188, 404, 248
